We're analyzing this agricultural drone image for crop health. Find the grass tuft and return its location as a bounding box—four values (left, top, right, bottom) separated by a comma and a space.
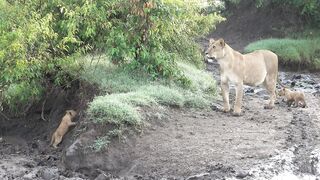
140, 85, 185, 107
244, 38, 320, 70
87, 96, 141, 126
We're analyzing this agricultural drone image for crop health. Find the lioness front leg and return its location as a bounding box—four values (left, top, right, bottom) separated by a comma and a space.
264, 76, 276, 109
221, 80, 230, 113
233, 82, 243, 116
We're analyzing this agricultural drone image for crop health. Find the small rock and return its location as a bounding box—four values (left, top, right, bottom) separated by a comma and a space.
210, 103, 222, 111
40, 168, 59, 180
245, 88, 254, 94
95, 173, 108, 180
186, 173, 209, 180
255, 89, 268, 96
236, 171, 248, 179
292, 74, 302, 80
175, 134, 183, 139
22, 170, 37, 180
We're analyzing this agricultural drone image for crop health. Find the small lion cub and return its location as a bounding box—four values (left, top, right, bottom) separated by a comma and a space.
278, 87, 306, 108
50, 110, 77, 148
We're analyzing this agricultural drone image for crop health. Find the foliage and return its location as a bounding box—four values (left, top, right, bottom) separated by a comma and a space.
245, 38, 320, 70
0, 0, 223, 112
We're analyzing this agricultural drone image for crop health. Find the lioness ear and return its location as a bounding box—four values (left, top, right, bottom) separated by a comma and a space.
209, 38, 215, 44
219, 38, 225, 47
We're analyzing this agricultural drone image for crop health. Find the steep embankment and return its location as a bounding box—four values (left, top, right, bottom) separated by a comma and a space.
208, 0, 304, 51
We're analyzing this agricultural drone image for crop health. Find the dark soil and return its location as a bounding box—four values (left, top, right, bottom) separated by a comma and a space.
0, 82, 96, 180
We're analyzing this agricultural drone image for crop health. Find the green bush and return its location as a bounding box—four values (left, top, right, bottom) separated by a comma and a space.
0, 0, 223, 112
244, 38, 320, 69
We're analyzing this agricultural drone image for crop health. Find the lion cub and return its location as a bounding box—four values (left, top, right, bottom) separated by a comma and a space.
50, 110, 77, 148
278, 87, 306, 108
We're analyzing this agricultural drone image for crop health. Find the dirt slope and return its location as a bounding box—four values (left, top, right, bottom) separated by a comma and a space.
206, 0, 304, 51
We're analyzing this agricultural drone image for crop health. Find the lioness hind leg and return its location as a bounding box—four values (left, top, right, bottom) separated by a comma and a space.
233, 82, 243, 116
52, 135, 63, 148
264, 75, 276, 109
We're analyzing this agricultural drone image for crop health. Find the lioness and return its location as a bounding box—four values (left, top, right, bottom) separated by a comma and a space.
278, 87, 306, 108
205, 38, 278, 116
50, 110, 77, 148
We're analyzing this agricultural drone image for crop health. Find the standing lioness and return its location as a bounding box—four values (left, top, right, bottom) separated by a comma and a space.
205, 38, 278, 116
50, 110, 77, 148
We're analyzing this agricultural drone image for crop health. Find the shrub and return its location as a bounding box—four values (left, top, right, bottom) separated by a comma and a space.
0, 0, 223, 112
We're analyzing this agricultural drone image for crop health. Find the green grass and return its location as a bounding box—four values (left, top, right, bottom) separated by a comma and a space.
80, 56, 216, 125
79, 55, 152, 93
244, 38, 320, 70
87, 96, 141, 126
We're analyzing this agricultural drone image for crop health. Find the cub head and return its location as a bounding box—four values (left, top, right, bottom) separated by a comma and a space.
66, 110, 77, 118
278, 88, 288, 96
205, 38, 226, 60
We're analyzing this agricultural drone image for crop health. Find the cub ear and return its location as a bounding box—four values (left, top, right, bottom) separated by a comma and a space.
66, 110, 72, 115
209, 38, 215, 44
218, 38, 225, 47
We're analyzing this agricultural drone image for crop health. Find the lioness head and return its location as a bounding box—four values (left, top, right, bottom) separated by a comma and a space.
66, 110, 77, 118
205, 38, 226, 60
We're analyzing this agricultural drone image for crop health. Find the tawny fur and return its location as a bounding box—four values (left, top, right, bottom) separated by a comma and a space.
278, 88, 306, 108
205, 38, 278, 115
50, 110, 77, 148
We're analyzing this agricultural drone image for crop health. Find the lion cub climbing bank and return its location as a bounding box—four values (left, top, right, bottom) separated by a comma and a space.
50, 110, 77, 148
205, 38, 278, 116
279, 87, 306, 108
